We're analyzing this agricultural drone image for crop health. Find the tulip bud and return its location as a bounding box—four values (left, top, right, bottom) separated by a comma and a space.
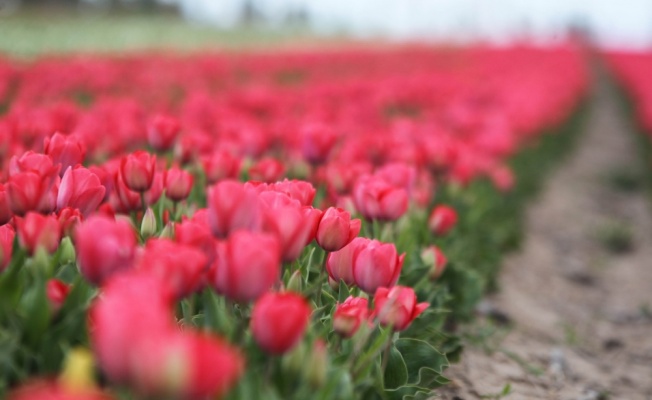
159, 222, 175, 239
352, 175, 408, 221
428, 205, 458, 236
251, 292, 311, 354
305, 340, 328, 388
286, 269, 303, 294
333, 296, 369, 338
141, 208, 157, 239
421, 246, 447, 280
0, 183, 12, 226
46, 279, 70, 312
44, 133, 86, 176
59, 236, 76, 265
147, 114, 180, 151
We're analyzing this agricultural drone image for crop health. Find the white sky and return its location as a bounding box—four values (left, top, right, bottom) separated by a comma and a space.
176, 0, 652, 49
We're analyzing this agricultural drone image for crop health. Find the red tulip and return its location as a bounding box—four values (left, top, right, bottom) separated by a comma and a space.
316, 207, 361, 252
120, 151, 156, 192
374, 163, 417, 194
325, 237, 368, 286
143, 170, 164, 206
267, 179, 316, 207
74, 215, 137, 285
110, 173, 141, 213
164, 166, 194, 202
57, 166, 106, 217
206, 180, 262, 238
428, 205, 458, 236
373, 286, 428, 331
9, 151, 60, 178
210, 230, 281, 303
8, 380, 114, 400
43, 132, 86, 175
352, 238, 404, 294
262, 200, 322, 262
90, 273, 174, 384
200, 150, 241, 184
7, 172, 59, 216
0, 183, 12, 226
57, 207, 84, 237
0, 224, 14, 272
250, 292, 311, 354
300, 122, 338, 164
46, 279, 70, 312
147, 114, 180, 151
421, 245, 448, 280
333, 296, 370, 338
135, 239, 207, 299
352, 175, 408, 221
249, 157, 285, 183
15, 212, 61, 256
175, 212, 217, 264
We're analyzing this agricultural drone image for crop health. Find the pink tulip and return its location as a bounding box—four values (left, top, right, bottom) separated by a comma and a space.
316, 207, 361, 252
164, 166, 194, 202
428, 205, 458, 236
352, 238, 404, 294
0, 225, 14, 272
206, 180, 262, 238
333, 296, 370, 338
373, 286, 428, 331
147, 114, 180, 151
120, 151, 156, 192
46, 279, 70, 312
352, 175, 408, 221
250, 292, 311, 354
200, 150, 241, 184
15, 212, 61, 255
57, 166, 105, 217
74, 215, 137, 285
210, 230, 281, 303
43, 132, 86, 175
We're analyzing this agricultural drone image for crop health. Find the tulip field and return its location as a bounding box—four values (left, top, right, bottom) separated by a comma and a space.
0, 44, 591, 399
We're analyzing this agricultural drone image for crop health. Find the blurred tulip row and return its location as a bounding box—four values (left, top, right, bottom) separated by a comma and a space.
0, 44, 587, 399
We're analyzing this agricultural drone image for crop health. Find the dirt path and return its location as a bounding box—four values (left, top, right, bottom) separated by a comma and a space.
438, 68, 652, 400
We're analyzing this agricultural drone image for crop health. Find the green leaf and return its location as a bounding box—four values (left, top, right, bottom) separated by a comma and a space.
202, 290, 233, 336
337, 280, 351, 304
24, 281, 51, 347
396, 338, 448, 379
383, 345, 408, 390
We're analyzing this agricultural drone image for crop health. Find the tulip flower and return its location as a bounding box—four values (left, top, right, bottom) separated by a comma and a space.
57, 207, 84, 237
251, 292, 311, 354
110, 173, 141, 214
15, 212, 61, 256
428, 205, 458, 236
9, 151, 60, 178
300, 122, 338, 164
373, 286, 428, 331
74, 215, 137, 285
135, 239, 207, 299
147, 114, 180, 151
7, 171, 59, 216
164, 166, 194, 202
206, 180, 262, 238
325, 237, 367, 286
421, 245, 448, 280
0, 224, 15, 272
43, 132, 86, 175
0, 183, 12, 226
374, 162, 417, 194
352, 238, 404, 294
175, 212, 216, 264
333, 296, 370, 338
200, 150, 241, 184
120, 151, 156, 192
210, 230, 281, 303
352, 175, 408, 221
46, 279, 71, 312
316, 207, 361, 252
489, 165, 515, 192
143, 170, 164, 206
262, 201, 322, 263
249, 157, 285, 183
268, 179, 316, 206
57, 166, 106, 217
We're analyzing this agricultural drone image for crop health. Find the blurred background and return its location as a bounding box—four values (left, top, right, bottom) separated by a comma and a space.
1, 0, 651, 55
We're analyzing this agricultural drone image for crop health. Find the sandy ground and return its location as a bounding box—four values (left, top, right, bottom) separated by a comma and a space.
437, 68, 652, 400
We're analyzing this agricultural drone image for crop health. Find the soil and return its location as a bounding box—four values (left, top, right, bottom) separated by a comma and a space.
437, 67, 652, 400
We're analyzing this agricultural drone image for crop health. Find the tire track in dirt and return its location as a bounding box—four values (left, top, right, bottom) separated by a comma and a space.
438, 65, 652, 400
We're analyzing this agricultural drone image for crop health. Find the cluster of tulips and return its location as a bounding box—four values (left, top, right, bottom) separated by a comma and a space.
608, 51, 652, 136
0, 45, 587, 399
